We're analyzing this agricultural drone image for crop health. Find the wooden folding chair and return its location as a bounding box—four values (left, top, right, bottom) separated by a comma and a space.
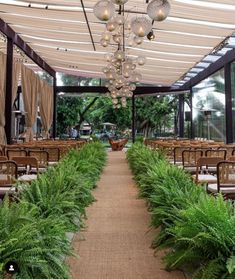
192, 157, 222, 184
207, 161, 235, 199
6, 149, 27, 160
0, 161, 18, 196
28, 150, 49, 173
11, 156, 39, 175
182, 150, 203, 174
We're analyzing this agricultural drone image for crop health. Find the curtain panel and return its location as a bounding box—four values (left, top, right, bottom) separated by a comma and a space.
21, 64, 39, 142
39, 81, 54, 139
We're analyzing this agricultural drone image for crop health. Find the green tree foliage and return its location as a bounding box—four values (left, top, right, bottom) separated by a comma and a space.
135, 96, 177, 137
56, 73, 181, 137
88, 97, 131, 131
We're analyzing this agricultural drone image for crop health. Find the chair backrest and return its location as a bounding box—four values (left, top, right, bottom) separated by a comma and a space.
0, 161, 18, 186
0, 156, 8, 161
182, 150, 203, 167
12, 156, 38, 174
28, 150, 49, 168
206, 149, 227, 160
229, 156, 235, 161
6, 149, 27, 160
173, 147, 190, 164
217, 161, 235, 190
195, 157, 223, 181
43, 147, 60, 162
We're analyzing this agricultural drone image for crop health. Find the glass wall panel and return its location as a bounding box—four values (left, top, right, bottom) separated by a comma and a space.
192, 69, 225, 141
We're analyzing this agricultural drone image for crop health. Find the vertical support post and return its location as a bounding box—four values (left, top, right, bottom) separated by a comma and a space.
179, 94, 184, 138
132, 94, 136, 143
225, 63, 233, 144
52, 76, 57, 139
5, 37, 13, 145
190, 87, 194, 139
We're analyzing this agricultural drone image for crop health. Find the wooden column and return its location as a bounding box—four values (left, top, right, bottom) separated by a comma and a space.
5, 37, 13, 144
189, 88, 194, 139
225, 63, 233, 144
132, 94, 136, 143
178, 94, 185, 138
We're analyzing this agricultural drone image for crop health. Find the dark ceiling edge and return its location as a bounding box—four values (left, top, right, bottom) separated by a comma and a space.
56, 85, 185, 95
0, 18, 56, 77
181, 47, 235, 91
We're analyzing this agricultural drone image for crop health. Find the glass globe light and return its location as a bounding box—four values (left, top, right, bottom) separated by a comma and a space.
114, 50, 125, 61
105, 53, 113, 62
106, 19, 118, 32
131, 72, 142, 82
113, 98, 118, 105
117, 76, 124, 84
111, 0, 128, 5
94, 0, 115, 21
131, 63, 136, 70
102, 32, 111, 41
123, 61, 132, 70
106, 70, 116, 80
133, 36, 143, 45
147, 0, 171, 21
114, 14, 125, 25
125, 20, 131, 30
129, 84, 136, 91
123, 71, 130, 78
137, 56, 146, 66
100, 38, 109, 47
131, 16, 152, 37
113, 34, 122, 43
102, 66, 109, 73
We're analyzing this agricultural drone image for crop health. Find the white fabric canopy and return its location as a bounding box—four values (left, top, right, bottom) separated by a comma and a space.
0, 0, 235, 85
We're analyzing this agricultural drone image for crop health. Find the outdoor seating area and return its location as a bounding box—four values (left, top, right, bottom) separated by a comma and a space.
1, 0, 235, 278
144, 138, 235, 198
0, 140, 87, 197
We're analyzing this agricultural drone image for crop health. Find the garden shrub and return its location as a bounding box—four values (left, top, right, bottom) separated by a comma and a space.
0, 142, 106, 279
127, 143, 235, 279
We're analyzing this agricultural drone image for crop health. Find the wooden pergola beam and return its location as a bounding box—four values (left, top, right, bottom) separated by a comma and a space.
0, 18, 56, 77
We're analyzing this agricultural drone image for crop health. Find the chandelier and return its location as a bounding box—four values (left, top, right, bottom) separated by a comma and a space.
93, 0, 171, 109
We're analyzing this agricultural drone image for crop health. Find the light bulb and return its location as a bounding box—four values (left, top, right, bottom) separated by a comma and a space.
94, 0, 115, 21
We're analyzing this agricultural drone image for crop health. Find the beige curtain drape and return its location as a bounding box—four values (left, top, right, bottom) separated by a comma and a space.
39, 81, 54, 139
12, 62, 21, 106
21, 64, 39, 142
0, 52, 6, 145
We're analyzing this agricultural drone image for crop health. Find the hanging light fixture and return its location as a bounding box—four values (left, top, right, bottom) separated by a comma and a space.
131, 16, 152, 37
111, 0, 129, 5
94, 0, 150, 108
147, 0, 171, 21
147, 30, 155, 40
93, 0, 115, 21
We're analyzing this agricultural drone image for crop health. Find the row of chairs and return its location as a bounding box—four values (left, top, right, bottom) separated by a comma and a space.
0, 139, 87, 160
170, 149, 235, 199
0, 149, 51, 169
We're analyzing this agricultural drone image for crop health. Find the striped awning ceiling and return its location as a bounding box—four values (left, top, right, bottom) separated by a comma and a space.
0, 0, 235, 86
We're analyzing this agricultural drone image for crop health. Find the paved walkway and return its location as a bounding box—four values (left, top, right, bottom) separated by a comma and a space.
68, 151, 184, 279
